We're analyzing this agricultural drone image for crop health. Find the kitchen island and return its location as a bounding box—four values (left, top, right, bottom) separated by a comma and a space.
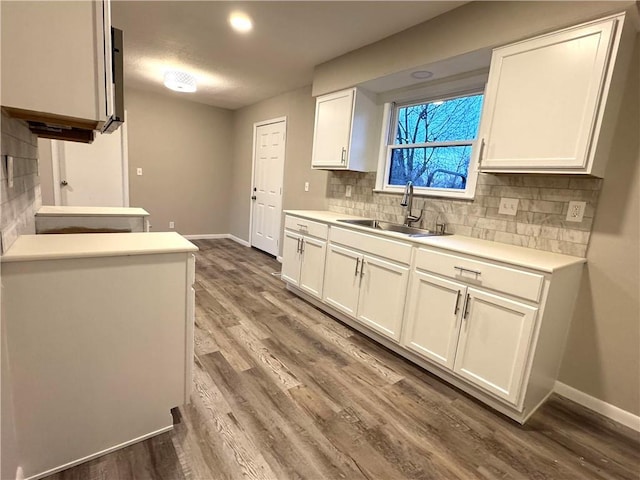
1, 232, 197, 479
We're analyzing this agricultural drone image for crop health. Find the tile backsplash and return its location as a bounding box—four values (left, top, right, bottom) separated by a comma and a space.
327, 171, 601, 257
1, 111, 41, 253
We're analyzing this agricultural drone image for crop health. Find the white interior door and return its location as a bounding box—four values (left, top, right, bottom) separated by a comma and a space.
251, 119, 286, 256
53, 122, 129, 207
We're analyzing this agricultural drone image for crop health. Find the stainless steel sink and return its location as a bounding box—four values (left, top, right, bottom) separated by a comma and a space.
337, 219, 449, 237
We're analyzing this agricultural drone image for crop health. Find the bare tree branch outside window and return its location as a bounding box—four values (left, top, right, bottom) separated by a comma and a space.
389, 94, 483, 190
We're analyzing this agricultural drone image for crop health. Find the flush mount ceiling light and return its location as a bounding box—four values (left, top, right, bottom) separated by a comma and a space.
164, 71, 197, 92
410, 70, 434, 80
229, 12, 253, 33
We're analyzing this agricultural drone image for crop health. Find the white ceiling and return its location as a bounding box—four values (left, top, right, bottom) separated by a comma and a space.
112, 1, 466, 110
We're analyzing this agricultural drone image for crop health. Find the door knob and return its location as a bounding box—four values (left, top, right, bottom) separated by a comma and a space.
60, 180, 68, 186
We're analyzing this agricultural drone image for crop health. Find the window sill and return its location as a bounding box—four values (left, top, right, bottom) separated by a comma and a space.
372, 188, 476, 201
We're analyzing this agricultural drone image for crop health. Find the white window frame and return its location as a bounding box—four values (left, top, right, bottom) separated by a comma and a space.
374, 73, 488, 200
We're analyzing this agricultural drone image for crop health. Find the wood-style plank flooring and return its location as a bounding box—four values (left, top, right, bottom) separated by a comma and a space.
46, 239, 640, 480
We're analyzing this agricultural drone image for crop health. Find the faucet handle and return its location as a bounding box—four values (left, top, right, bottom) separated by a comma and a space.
435, 222, 446, 235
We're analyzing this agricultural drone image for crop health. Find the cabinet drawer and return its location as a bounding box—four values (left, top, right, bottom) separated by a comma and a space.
415, 248, 544, 302
330, 227, 412, 264
285, 216, 328, 240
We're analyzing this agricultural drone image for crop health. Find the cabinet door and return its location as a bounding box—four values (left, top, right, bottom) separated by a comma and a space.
281, 230, 302, 286
322, 243, 361, 317
480, 18, 616, 171
402, 272, 465, 369
298, 237, 327, 299
356, 255, 409, 342
311, 89, 354, 168
1, 1, 109, 125
454, 288, 538, 404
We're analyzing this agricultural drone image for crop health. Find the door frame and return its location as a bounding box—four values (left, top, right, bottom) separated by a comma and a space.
51, 112, 130, 206
249, 116, 287, 259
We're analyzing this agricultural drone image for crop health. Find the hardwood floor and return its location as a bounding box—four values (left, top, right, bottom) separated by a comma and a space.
46, 239, 640, 480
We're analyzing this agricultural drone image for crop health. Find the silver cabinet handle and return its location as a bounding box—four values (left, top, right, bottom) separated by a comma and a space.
296, 238, 301, 254
454, 266, 481, 277
341, 147, 346, 164
478, 138, 486, 165
463, 293, 471, 320
454, 290, 462, 315
354, 257, 360, 276
300, 238, 305, 254
359, 259, 365, 287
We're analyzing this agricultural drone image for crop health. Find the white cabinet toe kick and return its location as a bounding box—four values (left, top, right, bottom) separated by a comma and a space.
282, 212, 585, 423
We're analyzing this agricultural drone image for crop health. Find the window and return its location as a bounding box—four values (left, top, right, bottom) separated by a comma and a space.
380, 92, 484, 199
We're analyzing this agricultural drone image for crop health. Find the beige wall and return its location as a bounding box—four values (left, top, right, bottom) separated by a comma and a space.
313, 1, 635, 96
126, 88, 233, 235
559, 35, 640, 416
230, 85, 328, 247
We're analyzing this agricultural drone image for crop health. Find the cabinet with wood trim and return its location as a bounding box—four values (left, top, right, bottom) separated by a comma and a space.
311, 87, 379, 171
1, 0, 114, 141
478, 12, 633, 176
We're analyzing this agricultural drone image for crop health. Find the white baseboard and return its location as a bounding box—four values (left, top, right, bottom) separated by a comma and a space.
228, 234, 251, 247
25, 425, 173, 480
554, 381, 640, 432
183, 234, 229, 240
276, 255, 283, 263
182, 234, 251, 247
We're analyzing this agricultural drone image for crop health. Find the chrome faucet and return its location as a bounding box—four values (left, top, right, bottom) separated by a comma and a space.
400, 181, 422, 227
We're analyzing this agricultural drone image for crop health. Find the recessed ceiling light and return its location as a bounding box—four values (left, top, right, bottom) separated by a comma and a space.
164, 71, 197, 93
410, 70, 433, 80
229, 12, 253, 33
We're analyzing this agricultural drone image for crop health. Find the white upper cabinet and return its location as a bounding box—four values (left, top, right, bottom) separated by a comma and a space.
478, 13, 631, 177
311, 88, 379, 171
1, 1, 112, 135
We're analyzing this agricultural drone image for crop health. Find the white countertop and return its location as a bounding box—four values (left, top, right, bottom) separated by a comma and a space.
1, 232, 197, 263
36, 206, 150, 217
284, 210, 586, 273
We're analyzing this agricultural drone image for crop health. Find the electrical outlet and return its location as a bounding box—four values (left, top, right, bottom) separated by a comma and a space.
566, 201, 586, 222
345, 185, 352, 197
304, 181, 309, 192
498, 197, 519, 216
136, 168, 143, 176
169, 221, 175, 229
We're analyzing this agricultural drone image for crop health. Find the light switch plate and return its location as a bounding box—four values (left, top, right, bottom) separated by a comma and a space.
136, 168, 143, 176
304, 182, 309, 192
345, 185, 352, 197
7, 156, 14, 188
498, 197, 519, 216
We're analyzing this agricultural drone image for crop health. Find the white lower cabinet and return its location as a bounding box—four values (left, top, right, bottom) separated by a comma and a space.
281, 228, 327, 299
402, 272, 465, 370
323, 243, 361, 316
453, 288, 538, 404
323, 240, 409, 341
282, 213, 585, 423
357, 255, 409, 341
403, 273, 538, 404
